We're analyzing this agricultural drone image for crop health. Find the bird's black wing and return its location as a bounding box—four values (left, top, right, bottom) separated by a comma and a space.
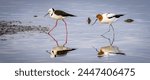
57, 48, 76, 55
55, 10, 76, 17
108, 14, 124, 19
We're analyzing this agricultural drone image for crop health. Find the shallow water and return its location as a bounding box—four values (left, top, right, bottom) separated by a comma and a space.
0, 0, 150, 62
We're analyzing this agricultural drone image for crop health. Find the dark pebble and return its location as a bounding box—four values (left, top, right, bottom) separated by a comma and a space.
33, 15, 38, 17
87, 17, 91, 24
124, 19, 134, 23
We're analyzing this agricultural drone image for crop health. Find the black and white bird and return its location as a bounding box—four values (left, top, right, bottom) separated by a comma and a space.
48, 46, 76, 58
44, 8, 76, 46
97, 45, 125, 57
92, 13, 124, 36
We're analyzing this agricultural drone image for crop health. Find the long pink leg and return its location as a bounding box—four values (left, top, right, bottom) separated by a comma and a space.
48, 20, 59, 46
62, 19, 68, 46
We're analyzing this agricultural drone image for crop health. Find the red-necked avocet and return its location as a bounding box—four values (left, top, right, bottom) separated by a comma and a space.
92, 13, 124, 36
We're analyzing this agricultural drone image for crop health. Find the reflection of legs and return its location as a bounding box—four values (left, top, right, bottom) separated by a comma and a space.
48, 20, 59, 46
101, 35, 112, 46
101, 25, 111, 36
62, 19, 68, 46
110, 24, 115, 45
101, 24, 115, 46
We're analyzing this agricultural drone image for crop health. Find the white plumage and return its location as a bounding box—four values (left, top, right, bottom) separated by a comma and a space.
101, 13, 119, 24
92, 13, 124, 44
48, 8, 65, 20
45, 8, 76, 20
93, 13, 124, 25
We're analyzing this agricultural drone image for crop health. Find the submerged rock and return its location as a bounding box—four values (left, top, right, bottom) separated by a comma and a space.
33, 15, 38, 17
87, 17, 91, 24
0, 20, 49, 36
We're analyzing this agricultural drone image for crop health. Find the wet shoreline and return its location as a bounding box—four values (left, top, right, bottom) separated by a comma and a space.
0, 20, 49, 36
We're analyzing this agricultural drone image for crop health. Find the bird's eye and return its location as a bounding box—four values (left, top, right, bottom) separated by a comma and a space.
51, 50, 54, 54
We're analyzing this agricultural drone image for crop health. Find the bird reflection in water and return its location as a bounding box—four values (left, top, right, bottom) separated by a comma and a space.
97, 45, 125, 57
47, 46, 76, 58
94, 33, 125, 57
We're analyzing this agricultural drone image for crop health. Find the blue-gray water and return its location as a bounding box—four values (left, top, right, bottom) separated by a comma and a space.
0, 0, 150, 62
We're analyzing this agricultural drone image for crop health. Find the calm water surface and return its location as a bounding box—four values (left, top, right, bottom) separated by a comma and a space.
0, 0, 150, 62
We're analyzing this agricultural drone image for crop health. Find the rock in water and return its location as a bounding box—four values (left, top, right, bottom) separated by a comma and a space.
124, 19, 134, 23
87, 17, 91, 24
33, 15, 38, 17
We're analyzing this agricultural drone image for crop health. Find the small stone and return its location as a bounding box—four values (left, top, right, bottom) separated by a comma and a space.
124, 19, 134, 23
33, 15, 38, 17
87, 17, 91, 24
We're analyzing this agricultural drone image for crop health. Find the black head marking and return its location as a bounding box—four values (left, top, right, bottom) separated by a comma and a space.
52, 8, 55, 11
